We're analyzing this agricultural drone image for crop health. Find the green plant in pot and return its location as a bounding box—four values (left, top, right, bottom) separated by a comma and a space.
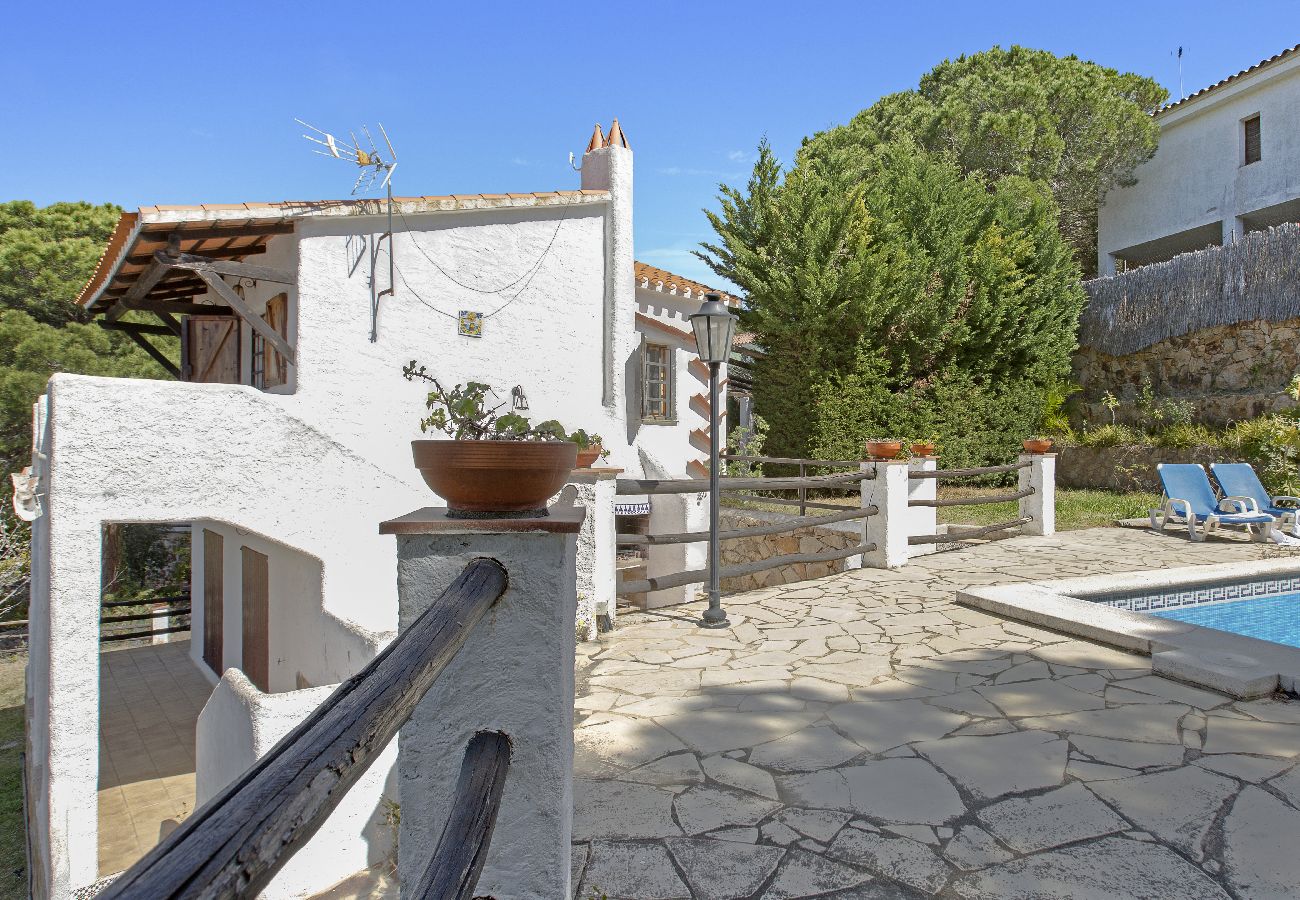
403, 361, 575, 518
570, 429, 611, 468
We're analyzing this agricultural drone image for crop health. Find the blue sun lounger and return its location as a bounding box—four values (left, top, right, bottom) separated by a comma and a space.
1150, 463, 1276, 542
1210, 462, 1300, 537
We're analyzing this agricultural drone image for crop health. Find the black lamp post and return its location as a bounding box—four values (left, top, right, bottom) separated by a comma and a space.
689, 292, 738, 627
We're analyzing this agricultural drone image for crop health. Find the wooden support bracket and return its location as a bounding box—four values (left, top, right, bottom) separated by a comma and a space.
157, 249, 295, 285
194, 268, 296, 366
99, 321, 180, 379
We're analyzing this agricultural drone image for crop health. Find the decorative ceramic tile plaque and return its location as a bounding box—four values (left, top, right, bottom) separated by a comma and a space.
458, 310, 483, 338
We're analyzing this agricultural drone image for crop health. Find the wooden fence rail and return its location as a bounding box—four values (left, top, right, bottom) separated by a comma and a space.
909, 488, 1034, 508
618, 471, 870, 496
98, 558, 510, 900
619, 542, 876, 595
617, 506, 878, 546
908, 518, 1032, 545
909, 462, 1030, 479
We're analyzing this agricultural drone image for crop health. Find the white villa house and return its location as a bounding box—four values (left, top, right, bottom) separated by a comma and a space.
1098, 43, 1300, 274
22, 120, 736, 899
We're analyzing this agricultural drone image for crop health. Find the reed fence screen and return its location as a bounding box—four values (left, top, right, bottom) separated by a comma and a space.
1080, 222, 1300, 356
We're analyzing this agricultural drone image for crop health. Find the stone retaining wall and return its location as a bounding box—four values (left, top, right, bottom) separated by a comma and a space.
719, 507, 861, 593
1056, 444, 1229, 492
1072, 317, 1300, 427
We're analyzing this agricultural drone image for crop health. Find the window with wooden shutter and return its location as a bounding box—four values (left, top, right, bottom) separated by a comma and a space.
641, 341, 675, 423
254, 293, 289, 389
1244, 115, 1261, 165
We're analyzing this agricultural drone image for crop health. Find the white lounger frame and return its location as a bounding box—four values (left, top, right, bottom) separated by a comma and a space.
1150, 495, 1277, 542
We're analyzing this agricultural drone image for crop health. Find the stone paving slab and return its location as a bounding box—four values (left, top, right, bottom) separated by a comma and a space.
572, 527, 1300, 898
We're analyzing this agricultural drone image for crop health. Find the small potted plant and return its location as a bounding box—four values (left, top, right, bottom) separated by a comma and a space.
570, 429, 610, 468
910, 437, 938, 457
865, 439, 904, 460
403, 362, 576, 518
1023, 436, 1054, 454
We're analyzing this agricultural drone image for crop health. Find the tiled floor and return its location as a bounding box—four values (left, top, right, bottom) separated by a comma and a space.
97, 640, 213, 877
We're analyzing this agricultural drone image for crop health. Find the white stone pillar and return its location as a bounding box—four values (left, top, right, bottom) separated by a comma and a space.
151, 602, 172, 644
862, 460, 911, 568
567, 467, 620, 639
384, 508, 583, 900
1020, 453, 1056, 536
906, 456, 939, 558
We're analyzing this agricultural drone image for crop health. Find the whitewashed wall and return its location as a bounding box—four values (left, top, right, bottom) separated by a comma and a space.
1099, 52, 1300, 273
195, 670, 396, 899
24, 376, 420, 899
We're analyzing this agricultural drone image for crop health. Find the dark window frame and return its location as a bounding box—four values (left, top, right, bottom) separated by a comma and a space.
641, 339, 677, 424
1243, 114, 1262, 166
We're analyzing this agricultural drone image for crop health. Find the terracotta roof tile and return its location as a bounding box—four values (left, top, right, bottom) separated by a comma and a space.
634, 261, 738, 305
1159, 43, 1300, 115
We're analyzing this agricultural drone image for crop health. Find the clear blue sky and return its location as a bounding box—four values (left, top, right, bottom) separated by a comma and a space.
1, 2, 1293, 288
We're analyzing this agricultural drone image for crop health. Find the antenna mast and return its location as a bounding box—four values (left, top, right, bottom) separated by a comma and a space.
295, 119, 398, 342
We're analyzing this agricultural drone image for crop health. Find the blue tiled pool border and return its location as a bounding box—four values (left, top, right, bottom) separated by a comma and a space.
1093, 575, 1300, 613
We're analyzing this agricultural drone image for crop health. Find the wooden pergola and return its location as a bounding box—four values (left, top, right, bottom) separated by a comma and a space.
81, 215, 298, 379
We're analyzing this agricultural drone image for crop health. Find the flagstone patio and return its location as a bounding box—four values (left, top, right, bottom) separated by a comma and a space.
572, 527, 1300, 899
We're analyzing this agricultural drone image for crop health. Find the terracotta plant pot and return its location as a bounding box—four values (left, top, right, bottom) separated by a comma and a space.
910, 442, 936, 457
575, 445, 603, 469
1022, 438, 1054, 454
865, 440, 903, 460
411, 439, 577, 518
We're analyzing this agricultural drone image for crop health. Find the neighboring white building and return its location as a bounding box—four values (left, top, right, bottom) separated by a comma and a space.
1098, 43, 1300, 274
23, 120, 735, 898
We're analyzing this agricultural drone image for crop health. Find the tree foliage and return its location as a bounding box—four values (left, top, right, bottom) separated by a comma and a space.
698, 137, 1085, 466
799, 46, 1167, 276
0, 201, 123, 325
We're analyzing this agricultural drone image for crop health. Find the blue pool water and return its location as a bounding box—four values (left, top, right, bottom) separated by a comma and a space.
1151, 591, 1300, 649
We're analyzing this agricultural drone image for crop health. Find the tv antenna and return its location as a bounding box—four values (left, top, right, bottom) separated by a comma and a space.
296, 119, 398, 194
295, 118, 398, 342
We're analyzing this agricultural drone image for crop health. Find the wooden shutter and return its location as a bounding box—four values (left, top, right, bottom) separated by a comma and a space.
186, 316, 241, 384
241, 547, 270, 692
261, 294, 289, 388
1244, 115, 1261, 165
202, 530, 224, 675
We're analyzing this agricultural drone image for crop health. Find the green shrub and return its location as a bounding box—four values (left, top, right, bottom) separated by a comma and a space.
1220, 415, 1300, 495
1078, 423, 1142, 447
1151, 423, 1216, 450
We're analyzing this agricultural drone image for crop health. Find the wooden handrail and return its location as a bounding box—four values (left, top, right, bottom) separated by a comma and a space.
100, 607, 191, 625
908, 518, 1031, 545
617, 505, 878, 546
618, 471, 869, 495
722, 494, 851, 512
98, 558, 509, 900
909, 462, 1030, 479
100, 623, 192, 643
721, 453, 865, 468
909, 488, 1034, 508
618, 542, 874, 595
101, 594, 191, 610
413, 731, 512, 899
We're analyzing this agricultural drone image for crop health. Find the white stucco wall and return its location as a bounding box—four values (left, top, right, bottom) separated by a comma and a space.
25, 375, 421, 898
1099, 51, 1300, 272
195, 670, 396, 899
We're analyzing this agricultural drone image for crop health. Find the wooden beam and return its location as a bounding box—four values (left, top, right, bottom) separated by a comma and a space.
105, 260, 169, 323
155, 310, 184, 337
135, 222, 293, 244
127, 301, 236, 317
99, 320, 174, 337
124, 244, 269, 267
158, 250, 294, 285
194, 268, 296, 366
102, 322, 181, 379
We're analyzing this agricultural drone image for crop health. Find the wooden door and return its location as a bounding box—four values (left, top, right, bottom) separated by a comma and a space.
241, 547, 270, 692
186, 316, 240, 384
202, 530, 224, 675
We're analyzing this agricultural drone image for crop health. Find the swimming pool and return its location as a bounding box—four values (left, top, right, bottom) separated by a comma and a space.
1090, 574, 1300, 649
1151, 592, 1300, 649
